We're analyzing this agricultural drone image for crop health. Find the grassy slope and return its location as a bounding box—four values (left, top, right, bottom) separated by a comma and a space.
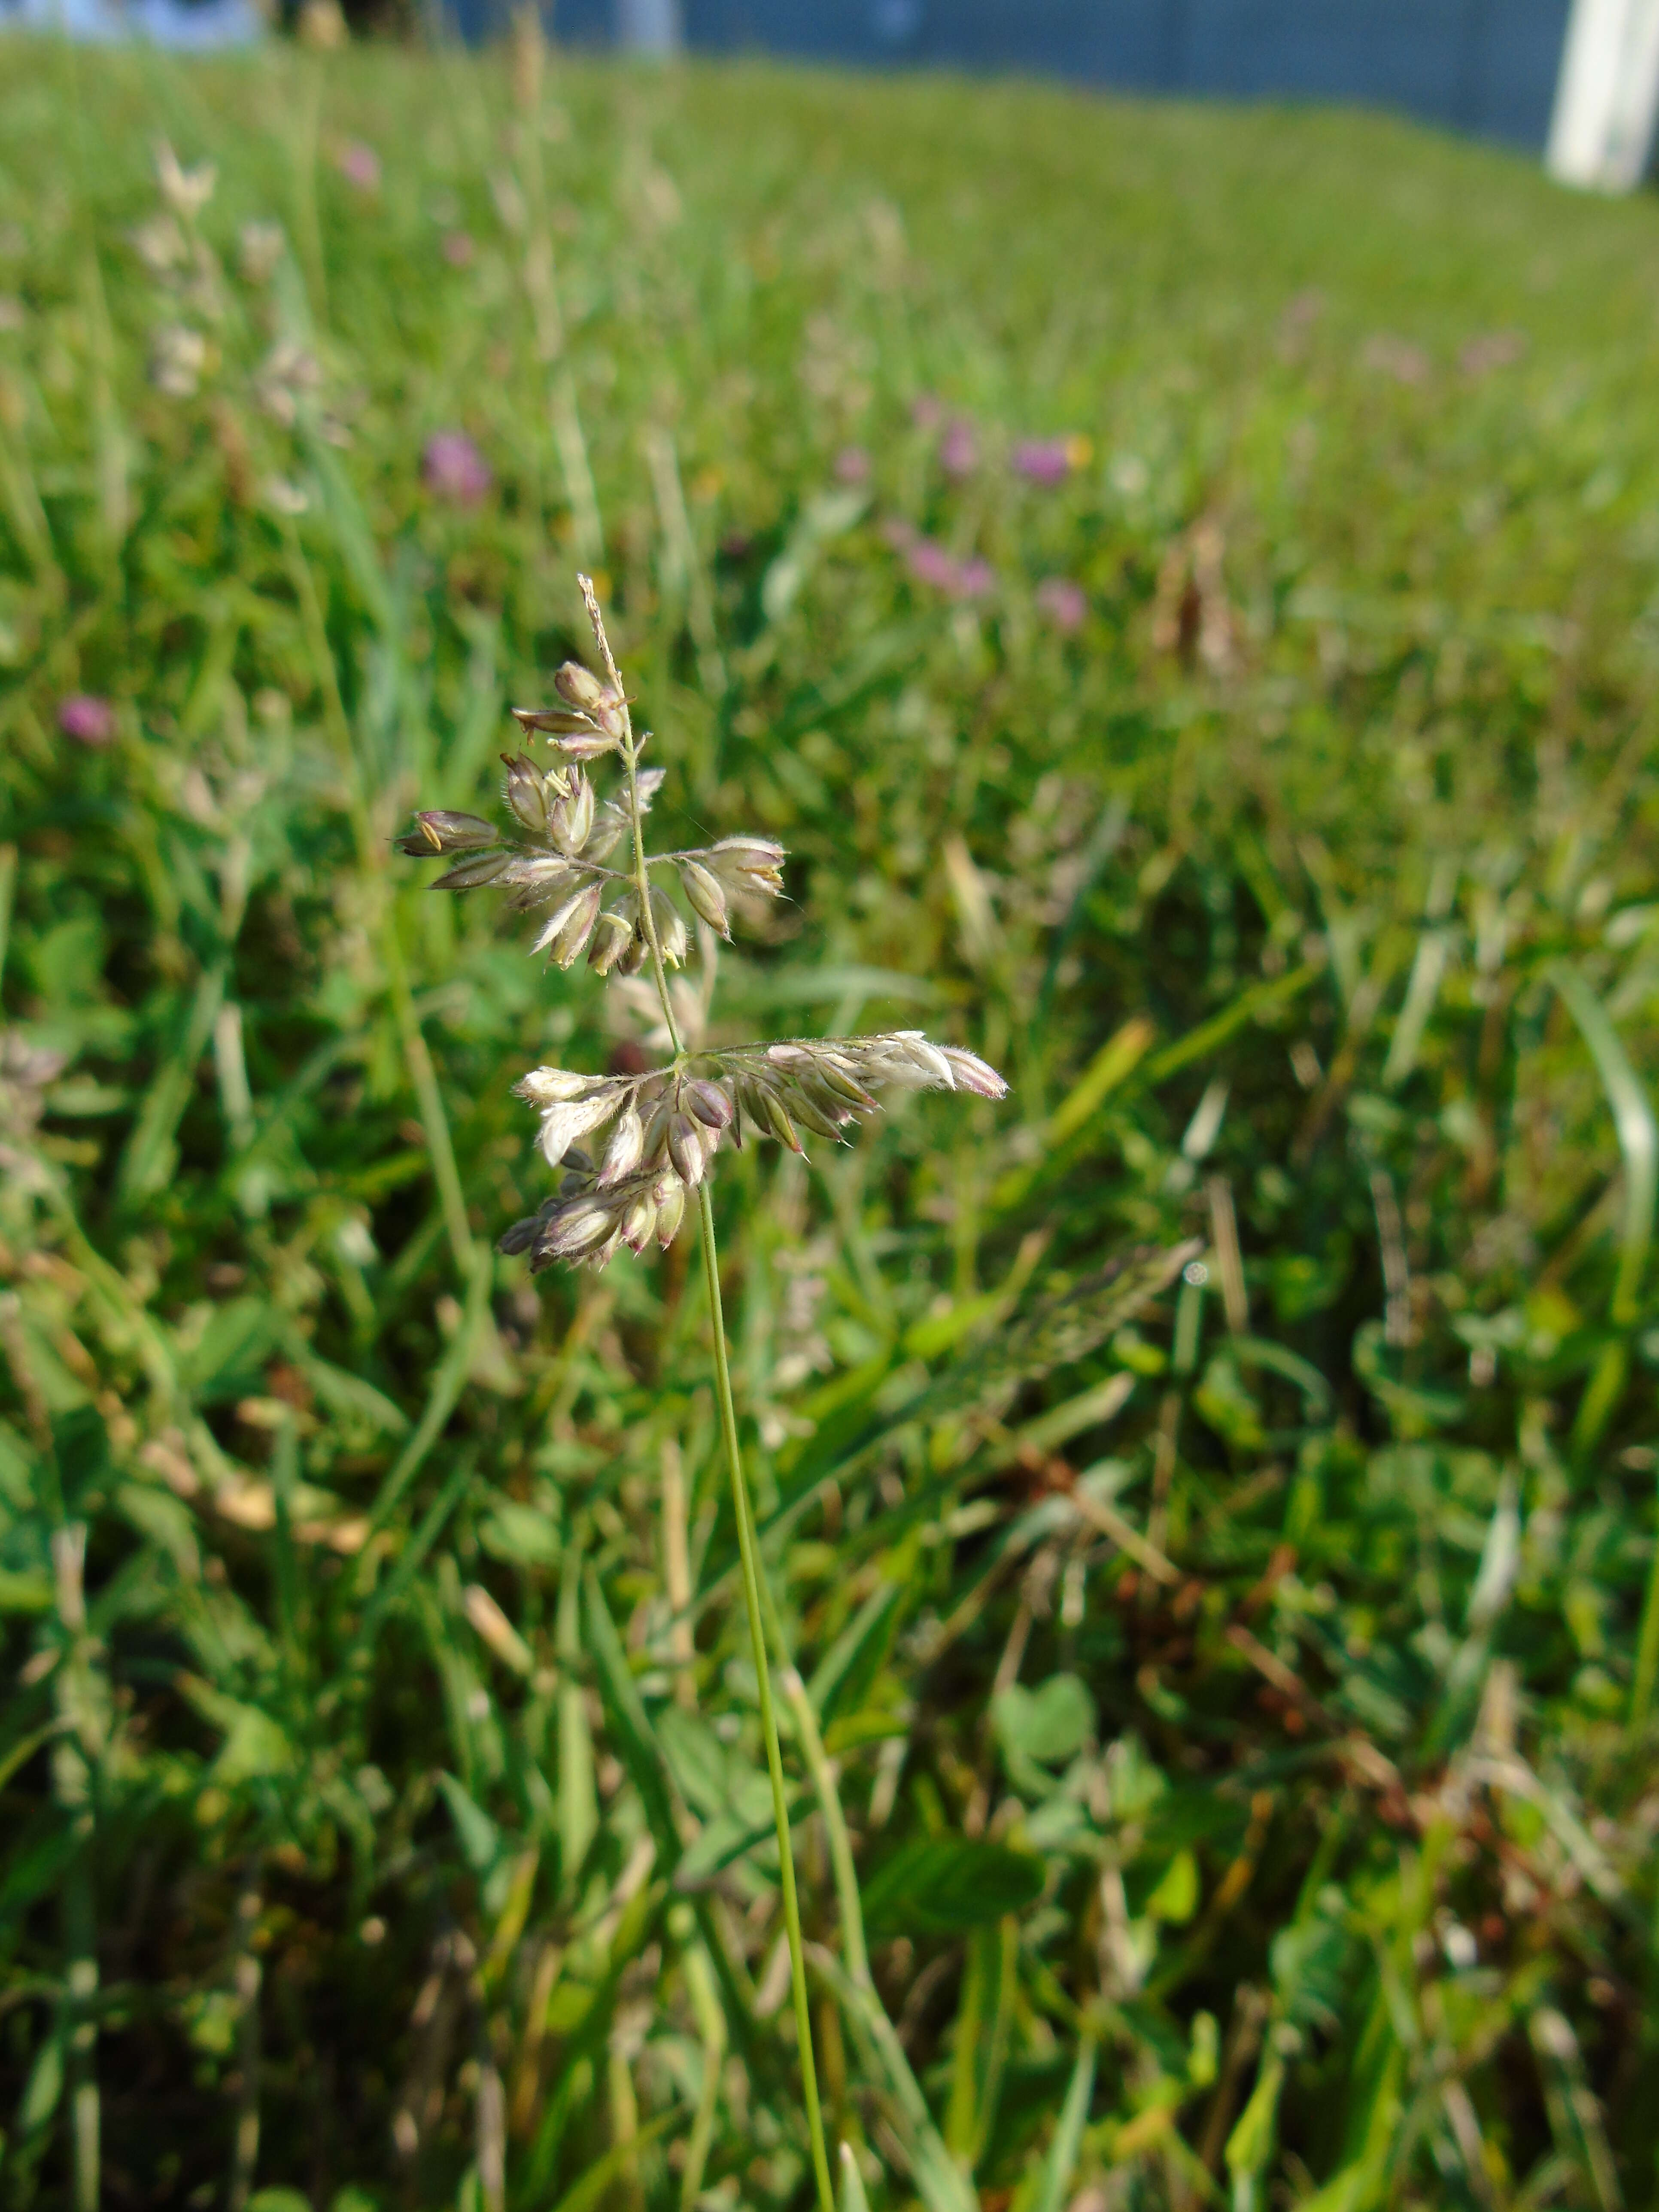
3, 37, 1659, 2212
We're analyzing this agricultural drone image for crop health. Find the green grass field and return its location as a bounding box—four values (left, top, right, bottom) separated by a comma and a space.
4, 35, 1659, 2212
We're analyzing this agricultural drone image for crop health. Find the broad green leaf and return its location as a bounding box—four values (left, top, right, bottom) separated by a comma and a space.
993, 1674, 1095, 1767
477, 1499, 561, 1568
1144, 1849, 1199, 1925
863, 1836, 1044, 1939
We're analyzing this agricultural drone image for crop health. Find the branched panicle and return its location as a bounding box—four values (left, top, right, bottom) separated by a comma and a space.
398, 577, 1008, 1273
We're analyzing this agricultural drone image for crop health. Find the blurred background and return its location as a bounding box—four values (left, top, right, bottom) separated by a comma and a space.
507, 0, 1577, 155
3, 5, 1659, 2212
5, 0, 1659, 183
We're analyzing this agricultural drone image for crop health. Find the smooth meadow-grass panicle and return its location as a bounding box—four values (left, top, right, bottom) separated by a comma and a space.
397, 573, 1006, 2212
397, 578, 1007, 1274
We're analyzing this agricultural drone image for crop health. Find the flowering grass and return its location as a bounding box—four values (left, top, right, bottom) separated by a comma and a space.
3, 34, 1659, 2212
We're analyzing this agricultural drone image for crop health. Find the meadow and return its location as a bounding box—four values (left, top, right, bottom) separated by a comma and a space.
3, 33, 1659, 2212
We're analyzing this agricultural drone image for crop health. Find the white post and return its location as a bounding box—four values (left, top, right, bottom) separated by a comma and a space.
615, 0, 679, 52
1547, 0, 1659, 191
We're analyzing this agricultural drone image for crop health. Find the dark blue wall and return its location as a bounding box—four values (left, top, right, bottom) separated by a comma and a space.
524, 0, 1572, 151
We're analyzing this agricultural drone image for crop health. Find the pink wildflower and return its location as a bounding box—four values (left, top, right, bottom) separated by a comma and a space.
337, 141, 381, 193
884, 519, 994, 602
911, 394, 943, 430
905, 538, 959, 591
441, 231, 476, 268
423, 431, 492, 505
939, 417, 977, 478
834, 446, 871, 484
1036, 578, 1088, 632
58, 695, 116, 747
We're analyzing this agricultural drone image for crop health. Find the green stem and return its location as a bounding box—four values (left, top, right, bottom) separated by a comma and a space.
1632, 1461, 1659, 1738
697, 1181, 836, 2212
583, 574, 684, 1060
53, 1529, 98, 2212
779, 1666, 869, 1989
66, 1829, 98, 2212
0, 841, 17, 996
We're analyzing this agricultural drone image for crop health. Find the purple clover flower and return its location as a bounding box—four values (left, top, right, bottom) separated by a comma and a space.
58, 695, 116, 747
422, 431, 492, 506
833, 446, 871, 485
1036, 578, 1088, 632
1012, 438, 1072, 486
939, 416, 977, 478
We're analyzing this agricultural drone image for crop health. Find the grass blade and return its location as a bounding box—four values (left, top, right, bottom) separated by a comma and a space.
358, 1249, 491, 1544
1035, 2033, 1098, 2212
1552, 963, 1657, 1327
838, 2141, 873, 2212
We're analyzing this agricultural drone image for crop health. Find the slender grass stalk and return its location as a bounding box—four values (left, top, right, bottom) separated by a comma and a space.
580, 578, 683, 1061
1631, 1463, 1659, 1736
779, 1667, 869, 1988
580, 575, 837, 2212
557, 1537, 599, 1889
66, 1854, 99, 2212
698, 1184, 836, 2212
0, 842, 16, 995
227, 1872, 263, 2212
477, 2049, 508, 2212
53, 1528, 99, 2212
660, 1434, 697, 1708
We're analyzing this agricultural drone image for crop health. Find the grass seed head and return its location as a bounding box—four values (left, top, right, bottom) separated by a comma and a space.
401, 576, 1004, 1269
